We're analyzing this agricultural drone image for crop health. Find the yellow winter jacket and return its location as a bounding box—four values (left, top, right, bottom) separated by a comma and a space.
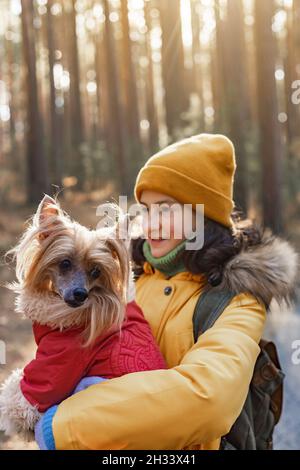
51, 259, 268, 450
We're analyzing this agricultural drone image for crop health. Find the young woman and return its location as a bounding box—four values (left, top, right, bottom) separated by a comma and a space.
35, 134, 298, 450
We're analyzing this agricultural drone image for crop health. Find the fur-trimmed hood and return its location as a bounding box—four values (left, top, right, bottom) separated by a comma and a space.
214, 231, 299, 309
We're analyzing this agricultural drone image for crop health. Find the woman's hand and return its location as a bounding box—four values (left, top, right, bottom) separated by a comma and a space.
35, 412, 47, 450
34, 376, 107, 450
72, 376, 107, 394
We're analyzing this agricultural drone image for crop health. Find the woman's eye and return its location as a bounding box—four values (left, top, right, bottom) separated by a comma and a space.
159, 204, 171, 214
90, 267, 101, 280
59, 259, 72, 271
140, 205, 149, 214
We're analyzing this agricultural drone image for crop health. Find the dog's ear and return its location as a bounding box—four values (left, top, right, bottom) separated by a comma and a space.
105, 234, 130, 302
106, 232, 135, 303
34, 195, 64, 241
35, 195, 60, 222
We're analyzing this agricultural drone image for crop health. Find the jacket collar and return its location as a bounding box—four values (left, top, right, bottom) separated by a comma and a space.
142, 261, 207, 284
142, 230, 299, 308
206, 231, 298, 308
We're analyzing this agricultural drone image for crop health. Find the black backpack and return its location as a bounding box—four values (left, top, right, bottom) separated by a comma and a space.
192, 289, 285, 450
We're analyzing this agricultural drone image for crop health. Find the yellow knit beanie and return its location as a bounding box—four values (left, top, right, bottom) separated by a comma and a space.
134, 133, 236, 228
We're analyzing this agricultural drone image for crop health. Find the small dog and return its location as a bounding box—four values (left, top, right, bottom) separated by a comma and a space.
0, 195, 166, 439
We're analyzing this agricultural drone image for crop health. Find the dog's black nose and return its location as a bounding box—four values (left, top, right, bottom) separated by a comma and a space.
73, 288, 88, 303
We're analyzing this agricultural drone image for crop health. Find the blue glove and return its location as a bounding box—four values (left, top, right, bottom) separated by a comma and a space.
35, 376, 107, 450
34, 412, 47, 450
34, 405, 58, 450
72, 376, 107, 394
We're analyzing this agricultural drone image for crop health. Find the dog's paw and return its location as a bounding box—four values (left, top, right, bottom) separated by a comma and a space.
0, 368, 41, 438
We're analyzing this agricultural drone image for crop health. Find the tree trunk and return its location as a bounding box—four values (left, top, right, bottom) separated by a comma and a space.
254, 0, 283, 233
223, 0, 250, 214
190, 0, 205, 131
47, 0, 63, 188
103, 0, 128, 194
159, 0, 189, 140
144, 0, 159, 154
283, 2, 300, 213
120, 0, 142, 174
293, 0, 300, 60
21, 0, 49, 204
5, 24, 19, 173
68, 0, 85, 189
213, 0, 227, 132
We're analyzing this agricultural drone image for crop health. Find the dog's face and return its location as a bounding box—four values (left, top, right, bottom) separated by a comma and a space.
52, 258, 100, 308
47, 235, 105, 310
41, 217, 111, 311
10, 195, 130, 345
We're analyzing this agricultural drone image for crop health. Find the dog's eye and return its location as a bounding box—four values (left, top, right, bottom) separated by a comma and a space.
59, 259, 72, 271
90, 267, 100, 280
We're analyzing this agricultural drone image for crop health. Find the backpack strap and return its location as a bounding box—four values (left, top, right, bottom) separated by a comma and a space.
192, 289, 236, 342
192, 288, 285, 450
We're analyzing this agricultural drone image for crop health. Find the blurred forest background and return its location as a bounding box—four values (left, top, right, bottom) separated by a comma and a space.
0, 0, 300, 450
0, 0, 300, 234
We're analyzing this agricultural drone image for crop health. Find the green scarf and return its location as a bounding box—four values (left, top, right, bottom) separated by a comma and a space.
142, 238, 187, 277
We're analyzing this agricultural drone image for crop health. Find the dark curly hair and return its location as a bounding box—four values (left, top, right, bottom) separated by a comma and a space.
130, 210, 263, 286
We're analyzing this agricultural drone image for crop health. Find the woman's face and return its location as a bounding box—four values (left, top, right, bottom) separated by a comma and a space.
139, 190, 196, 258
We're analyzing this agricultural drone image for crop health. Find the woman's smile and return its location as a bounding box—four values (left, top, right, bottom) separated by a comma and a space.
148, 238, 168, 249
